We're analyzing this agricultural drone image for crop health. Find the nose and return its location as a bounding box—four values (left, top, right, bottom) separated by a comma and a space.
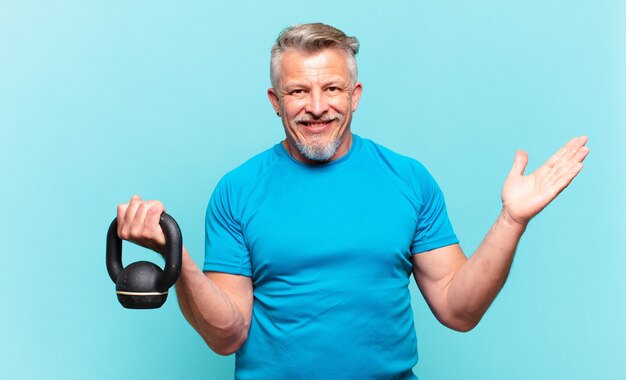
305, 89, 329, 117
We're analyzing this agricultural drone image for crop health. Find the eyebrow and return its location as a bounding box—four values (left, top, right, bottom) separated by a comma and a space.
284, 83, 308, 91
283, 78, 348, 91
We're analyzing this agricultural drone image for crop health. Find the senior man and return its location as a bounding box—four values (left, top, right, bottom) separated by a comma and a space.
116, 23, 589, 379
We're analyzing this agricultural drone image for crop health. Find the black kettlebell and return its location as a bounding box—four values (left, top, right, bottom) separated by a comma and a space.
106, 213, 182, 309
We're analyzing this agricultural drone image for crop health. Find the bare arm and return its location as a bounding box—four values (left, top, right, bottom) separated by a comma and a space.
412, 216, 524, 332
116, 195, 253, 355
175, 250, 252, 355
413, 136, 589, 331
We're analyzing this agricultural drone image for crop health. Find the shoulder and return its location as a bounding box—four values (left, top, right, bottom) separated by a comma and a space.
213, 144, 282, 198
358, 136, 434, 185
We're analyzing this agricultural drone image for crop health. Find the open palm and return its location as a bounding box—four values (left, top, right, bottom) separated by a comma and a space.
501, 136, 589, 226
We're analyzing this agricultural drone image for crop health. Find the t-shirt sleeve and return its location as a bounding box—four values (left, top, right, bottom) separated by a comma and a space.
410, 163, 459, 254
203, 177, 252, 276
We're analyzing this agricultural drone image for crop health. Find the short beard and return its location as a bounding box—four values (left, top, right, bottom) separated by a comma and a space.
294, 135, 342, 162
292, 114, 345, 162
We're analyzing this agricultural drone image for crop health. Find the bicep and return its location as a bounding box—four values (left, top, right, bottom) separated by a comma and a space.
411, 244, 467, 323
204, 271, 254, 327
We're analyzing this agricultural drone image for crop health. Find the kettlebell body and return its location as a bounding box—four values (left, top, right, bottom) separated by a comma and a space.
106, 213, 182, 309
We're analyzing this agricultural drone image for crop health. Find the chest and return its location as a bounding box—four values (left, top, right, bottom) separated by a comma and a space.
240, 166, 421, 286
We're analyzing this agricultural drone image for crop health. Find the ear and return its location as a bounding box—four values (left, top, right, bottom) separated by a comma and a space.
351, 82, 363, 111
267, 88, 281, 116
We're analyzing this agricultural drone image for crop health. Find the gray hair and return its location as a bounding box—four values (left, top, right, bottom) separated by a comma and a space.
270, 23, 360, 89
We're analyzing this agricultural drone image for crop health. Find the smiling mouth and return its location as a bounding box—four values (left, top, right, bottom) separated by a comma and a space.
300, 120, 332, 126
299, 120, 333, 133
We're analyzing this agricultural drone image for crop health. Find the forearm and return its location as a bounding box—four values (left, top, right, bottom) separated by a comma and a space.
175, 247, 249, 355
447, 211, 527, 330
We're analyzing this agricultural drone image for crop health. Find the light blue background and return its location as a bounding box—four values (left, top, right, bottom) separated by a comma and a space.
2, 1, 624, 379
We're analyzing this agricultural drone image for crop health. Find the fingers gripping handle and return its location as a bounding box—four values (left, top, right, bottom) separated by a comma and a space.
106, 213, 183, 291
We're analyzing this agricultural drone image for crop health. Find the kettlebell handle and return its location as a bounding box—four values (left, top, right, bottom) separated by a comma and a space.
106, 213, 182, 291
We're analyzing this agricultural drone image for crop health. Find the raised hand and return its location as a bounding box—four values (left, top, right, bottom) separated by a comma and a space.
116, 195, 167, 254
501, 136, 589, 226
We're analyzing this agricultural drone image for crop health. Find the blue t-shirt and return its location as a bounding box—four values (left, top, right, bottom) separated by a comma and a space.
204, 134, 458, 379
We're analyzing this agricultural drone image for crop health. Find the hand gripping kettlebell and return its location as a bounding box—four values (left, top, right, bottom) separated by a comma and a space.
106, 213, 182, 309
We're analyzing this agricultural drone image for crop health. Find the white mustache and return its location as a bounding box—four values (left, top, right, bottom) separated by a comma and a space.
294, 114, 343, 124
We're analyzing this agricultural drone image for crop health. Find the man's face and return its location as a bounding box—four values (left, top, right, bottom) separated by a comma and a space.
268, 49, 363, 163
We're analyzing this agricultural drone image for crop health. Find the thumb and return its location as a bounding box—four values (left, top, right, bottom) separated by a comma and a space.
508, 150, 528, 177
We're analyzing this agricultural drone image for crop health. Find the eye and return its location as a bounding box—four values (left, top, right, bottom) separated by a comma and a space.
327, 86, 339, 92
290, 89, 305, 95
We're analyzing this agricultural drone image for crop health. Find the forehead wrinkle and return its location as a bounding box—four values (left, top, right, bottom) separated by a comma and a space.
283, 74, 347, 89
278, 49, 352, 88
